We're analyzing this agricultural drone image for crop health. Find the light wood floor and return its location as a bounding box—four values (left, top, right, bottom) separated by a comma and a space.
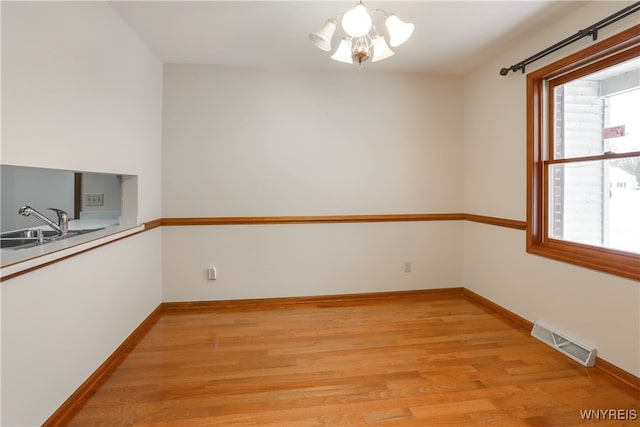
67, 293, 639, 426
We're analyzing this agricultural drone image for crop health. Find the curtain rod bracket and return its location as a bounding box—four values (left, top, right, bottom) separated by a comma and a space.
579, 27, 598, 41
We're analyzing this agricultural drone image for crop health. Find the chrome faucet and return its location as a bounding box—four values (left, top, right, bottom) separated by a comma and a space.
18, 205, 68, 236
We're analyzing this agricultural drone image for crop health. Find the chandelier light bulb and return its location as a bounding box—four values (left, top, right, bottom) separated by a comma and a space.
341, 4, 372, 38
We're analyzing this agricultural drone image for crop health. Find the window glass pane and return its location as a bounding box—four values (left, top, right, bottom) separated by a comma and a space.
553, 58, 640, 159
548, 157, 640, 254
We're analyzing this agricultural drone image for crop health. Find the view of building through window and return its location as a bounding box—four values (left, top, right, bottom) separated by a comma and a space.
550, 58, 639, 254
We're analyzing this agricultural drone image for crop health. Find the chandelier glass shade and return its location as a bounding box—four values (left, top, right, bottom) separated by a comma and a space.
310, 1, 414, 65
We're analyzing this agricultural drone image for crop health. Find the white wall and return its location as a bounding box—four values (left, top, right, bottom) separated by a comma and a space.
161, 65, 464, 301
1, 2, 162, 221
1, 230, 162, 425
1, 2, 163, 425
162, 65, 463, 217
463, 1, 640, 377
163, 221, 463, 302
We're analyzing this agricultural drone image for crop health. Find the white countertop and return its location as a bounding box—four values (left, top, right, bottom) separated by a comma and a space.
0, 218, 145, 278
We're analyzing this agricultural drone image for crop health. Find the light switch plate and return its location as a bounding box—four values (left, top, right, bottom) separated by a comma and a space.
85, 193, 104, 207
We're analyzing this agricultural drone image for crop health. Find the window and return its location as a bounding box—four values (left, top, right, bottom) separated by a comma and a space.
527, 25, 640, 281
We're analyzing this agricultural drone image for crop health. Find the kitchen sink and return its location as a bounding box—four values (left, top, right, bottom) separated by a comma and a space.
0, 228, 104, 249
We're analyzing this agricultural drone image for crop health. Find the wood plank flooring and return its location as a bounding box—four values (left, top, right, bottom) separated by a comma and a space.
66, 293, 639, 426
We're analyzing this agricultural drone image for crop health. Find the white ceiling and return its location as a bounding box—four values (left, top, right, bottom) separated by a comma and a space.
109, 0, 589, 75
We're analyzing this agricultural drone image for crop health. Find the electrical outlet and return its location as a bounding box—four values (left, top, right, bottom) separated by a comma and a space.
404, 261, 412, 273
85, 193, 104, 207
207, 267, 217, 280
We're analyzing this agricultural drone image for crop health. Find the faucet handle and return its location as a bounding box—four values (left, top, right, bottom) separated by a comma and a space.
47, 208, 69, 234
47, 208, 68, 221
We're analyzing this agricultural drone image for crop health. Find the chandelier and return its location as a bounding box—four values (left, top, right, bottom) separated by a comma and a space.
309, 1, 415, 65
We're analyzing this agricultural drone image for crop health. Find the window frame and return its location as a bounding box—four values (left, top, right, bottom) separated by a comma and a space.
527, 24, 640, 281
